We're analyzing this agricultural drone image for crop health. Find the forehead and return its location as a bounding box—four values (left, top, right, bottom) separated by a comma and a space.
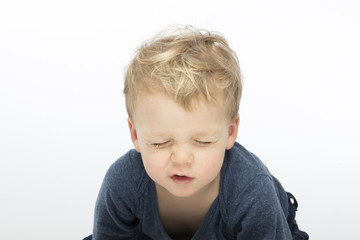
132, 91, 229, 132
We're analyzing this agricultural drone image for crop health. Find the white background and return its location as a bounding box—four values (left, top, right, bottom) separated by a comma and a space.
1, 0, 359, 239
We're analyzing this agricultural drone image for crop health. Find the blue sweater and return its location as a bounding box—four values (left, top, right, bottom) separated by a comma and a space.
93, 142, 292, 239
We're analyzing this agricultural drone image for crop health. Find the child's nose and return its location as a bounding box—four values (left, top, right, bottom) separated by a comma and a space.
171, 146, 194, 166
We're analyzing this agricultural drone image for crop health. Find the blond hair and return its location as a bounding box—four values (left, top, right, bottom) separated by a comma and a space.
124, 26, 242, 121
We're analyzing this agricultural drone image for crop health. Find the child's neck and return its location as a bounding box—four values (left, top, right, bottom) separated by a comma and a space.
155, 174, 220, 239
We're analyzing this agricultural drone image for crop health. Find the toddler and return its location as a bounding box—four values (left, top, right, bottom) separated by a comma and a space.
86, 26, 308, 240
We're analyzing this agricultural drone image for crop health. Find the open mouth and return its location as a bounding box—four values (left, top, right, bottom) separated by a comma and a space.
175, 175, 187, 178
171, 175, 194, 184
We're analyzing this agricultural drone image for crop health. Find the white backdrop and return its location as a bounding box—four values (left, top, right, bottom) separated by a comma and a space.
1, 0, 359, 239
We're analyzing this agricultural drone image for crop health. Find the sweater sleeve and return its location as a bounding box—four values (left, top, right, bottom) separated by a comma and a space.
233, 175, 292, 240
93, 153, 140, 240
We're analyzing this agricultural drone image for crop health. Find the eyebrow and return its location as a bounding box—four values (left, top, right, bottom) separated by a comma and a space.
193, 131, 220, 138
142, 131, 170, 137
143, 130, 221, 138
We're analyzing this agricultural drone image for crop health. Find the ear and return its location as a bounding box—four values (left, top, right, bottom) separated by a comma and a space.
128, 118, 141, 152
226, 114, 240, 150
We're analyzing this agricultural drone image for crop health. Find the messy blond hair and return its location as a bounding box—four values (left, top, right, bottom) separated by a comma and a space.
124, 26, 242, 121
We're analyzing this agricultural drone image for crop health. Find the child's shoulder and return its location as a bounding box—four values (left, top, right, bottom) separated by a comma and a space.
222, 142, 279, 202
220, 143, 289, 226
225, 142, 272, 181
102, 149, 149, 196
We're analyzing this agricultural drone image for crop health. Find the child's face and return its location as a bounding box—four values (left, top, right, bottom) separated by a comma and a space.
128, 91, 239, 197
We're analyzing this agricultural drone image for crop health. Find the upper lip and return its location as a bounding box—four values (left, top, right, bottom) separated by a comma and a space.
172, 174, 193, 178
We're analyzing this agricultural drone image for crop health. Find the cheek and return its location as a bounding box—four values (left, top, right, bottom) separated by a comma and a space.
196, 149, 225, 174
141, 151, 170, 179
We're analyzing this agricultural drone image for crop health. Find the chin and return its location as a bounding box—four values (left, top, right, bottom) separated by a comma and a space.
167, 187, 198, 198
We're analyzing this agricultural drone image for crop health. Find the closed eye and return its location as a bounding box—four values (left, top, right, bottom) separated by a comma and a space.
152, 141, 171, 148
194, 140, 212, 146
